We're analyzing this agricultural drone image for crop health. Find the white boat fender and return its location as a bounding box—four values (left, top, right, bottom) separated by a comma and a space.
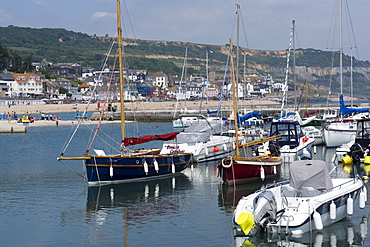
171, 163, 175, 173
144, 160, 149, 174
222, 158, 233, 168
330, 201, 336, 220
363, 186, 368, 202
359, 188, 366, 209
273, 165, 277, 174
313, 145, 317, 154
153, 158, 159, 173
347, 195, 353, 215
223, 144, 227, 151
205, 147, 209, 155
109, 165, 114, 177
313, 210, 323, 230
260, 166, 265, 181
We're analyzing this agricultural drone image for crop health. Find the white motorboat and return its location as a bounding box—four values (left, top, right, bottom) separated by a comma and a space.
172, 114, 223, 128
161, 121, 236, 163
302, 126, 324, 145
258, 120, 315, 163
322, 120, 357, 148
233, 160, 367, 237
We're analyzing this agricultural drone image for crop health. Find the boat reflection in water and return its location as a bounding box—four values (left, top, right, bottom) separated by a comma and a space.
234, 215, 368, 247
86, 173, 192, 227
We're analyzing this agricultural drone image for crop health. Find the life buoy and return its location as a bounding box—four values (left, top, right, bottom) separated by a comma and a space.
302, 137, 308, 143
222, 157, 233, 168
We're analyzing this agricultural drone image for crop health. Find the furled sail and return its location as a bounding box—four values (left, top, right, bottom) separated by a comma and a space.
123, 132, 180, 146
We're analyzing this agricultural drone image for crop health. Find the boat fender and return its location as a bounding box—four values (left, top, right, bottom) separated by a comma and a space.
364, 155, 370, 165
260, 166, 265, 181
205, 147, 209, 155
236, 212, 255, 236
171, 163, 175, 174
302, 137, 308, 143
342, 155, 353, 165
273, 165, 277, 174
330, 201, 336, 220
213, 146, 219, 152
359, 188, 366, 209
222, 158, 233, 168
223, 144, 227, 151
347, 195, 353, 215
153, 158, 159, 173
144, 160, 149, 174
363, 186, 368, 202
313, 211, 323, 230
109, 165, 114, 177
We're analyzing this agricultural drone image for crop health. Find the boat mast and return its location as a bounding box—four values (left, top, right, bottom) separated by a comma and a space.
117, 0, 125, 141
339, 0, 343, 95
230, 38, 240, 158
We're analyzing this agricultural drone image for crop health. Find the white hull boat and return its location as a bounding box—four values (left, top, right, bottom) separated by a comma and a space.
322, 122, 357, 147
233, 160, 367, 237
172, 114, 223, 128
161, 122, 237, 163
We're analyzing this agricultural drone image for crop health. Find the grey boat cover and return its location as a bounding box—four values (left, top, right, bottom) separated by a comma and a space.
289, 160, 333, 190
169, 122, 228, 143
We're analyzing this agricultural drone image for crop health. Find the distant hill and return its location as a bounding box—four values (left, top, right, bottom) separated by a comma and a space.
1, 25, 370, 97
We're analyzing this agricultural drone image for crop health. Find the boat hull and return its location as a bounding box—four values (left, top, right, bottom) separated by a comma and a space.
218, 156, 281, 185
85, 153, 192, 185
322, 122, 357, 147
234, 176, 365, 236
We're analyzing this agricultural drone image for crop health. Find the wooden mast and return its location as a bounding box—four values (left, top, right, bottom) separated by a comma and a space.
230, 38, 240, 158
117, 0, 125, 142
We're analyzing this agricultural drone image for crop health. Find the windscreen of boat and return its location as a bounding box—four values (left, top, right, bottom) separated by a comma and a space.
290, 160, 333, 190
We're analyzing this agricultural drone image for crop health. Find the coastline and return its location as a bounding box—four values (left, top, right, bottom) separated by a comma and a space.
0, 99, 279, 115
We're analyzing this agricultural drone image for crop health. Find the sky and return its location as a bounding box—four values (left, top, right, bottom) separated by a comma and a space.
1, 0, 370, 61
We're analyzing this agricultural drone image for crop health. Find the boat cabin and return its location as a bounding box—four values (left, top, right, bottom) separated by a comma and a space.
354, 118, 370, 148
269, 120, 303, 148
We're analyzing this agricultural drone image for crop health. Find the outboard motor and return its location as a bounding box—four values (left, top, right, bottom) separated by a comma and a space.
253, 191, 277, 226
348, 142, 364, 163
235, 190, 277, 236
268, 141, 281, 157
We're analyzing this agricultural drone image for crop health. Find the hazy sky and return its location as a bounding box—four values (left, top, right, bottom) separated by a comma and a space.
1, 0, 369, 61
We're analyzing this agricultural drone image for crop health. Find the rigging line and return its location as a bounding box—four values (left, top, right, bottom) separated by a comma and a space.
60, 41, 115, 156
238, 8, 249, 48
344, 0, 360, 59
122, 0, 137, 39
86, 55, 118, 154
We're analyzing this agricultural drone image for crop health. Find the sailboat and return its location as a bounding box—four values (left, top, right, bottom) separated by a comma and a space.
322, 0, 365, 148
217, 38, 281, 186
57, 0, 193, 185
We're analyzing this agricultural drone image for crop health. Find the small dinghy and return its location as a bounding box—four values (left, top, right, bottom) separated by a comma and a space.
233, 160, 367, 236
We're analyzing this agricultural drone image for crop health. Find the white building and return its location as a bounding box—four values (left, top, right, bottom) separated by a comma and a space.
11, 73, 43, 96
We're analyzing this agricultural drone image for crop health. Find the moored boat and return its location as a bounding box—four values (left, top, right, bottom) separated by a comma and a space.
233, 160, 367, 236
57, 0, 193, 186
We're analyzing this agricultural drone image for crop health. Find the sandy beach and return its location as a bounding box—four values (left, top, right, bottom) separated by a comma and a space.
0, 98, 279, 116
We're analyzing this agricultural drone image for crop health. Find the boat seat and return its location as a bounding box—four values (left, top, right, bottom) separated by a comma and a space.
281, 185, 300, 197
299, 186, 321, 197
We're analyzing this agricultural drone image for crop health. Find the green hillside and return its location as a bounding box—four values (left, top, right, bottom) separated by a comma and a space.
0, 25, 370, 97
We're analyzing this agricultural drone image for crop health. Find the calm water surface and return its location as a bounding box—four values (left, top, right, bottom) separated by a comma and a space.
0, 122, 369, 246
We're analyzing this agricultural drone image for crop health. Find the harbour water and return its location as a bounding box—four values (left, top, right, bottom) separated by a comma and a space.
0, 122, 369, 246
